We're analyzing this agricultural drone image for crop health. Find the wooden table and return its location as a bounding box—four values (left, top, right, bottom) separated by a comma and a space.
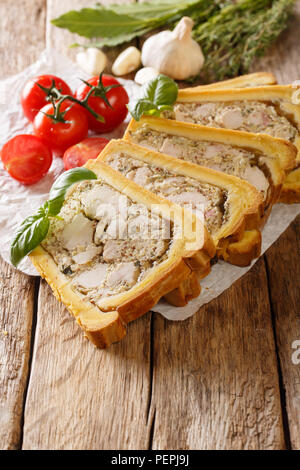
0, 0, 299, 451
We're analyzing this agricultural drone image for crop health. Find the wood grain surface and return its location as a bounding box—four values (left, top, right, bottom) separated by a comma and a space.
0, 0, 299, 450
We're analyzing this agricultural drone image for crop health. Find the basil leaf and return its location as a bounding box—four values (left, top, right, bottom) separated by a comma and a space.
10, 208, 50, 267
128, 74, 178, 121
48, 167, 97, 216
127, 99, 159, 121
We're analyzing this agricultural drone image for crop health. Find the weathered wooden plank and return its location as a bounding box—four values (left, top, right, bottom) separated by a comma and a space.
0, 0, 47, 79
0, 0, 46, 450
150, 259, 285, 450
264, 216, 300, 449
253, 1, 300, 449
0, 259, 36, 450
22, 0, 152, 450
22, 280, 152, 450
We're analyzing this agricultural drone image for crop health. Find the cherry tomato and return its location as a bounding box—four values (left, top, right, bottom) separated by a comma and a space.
75, 75, 129, 133
63, 137, 109, 170
1, 134, 52, 185
21, 74, 72, 122
33, 100, 89, 156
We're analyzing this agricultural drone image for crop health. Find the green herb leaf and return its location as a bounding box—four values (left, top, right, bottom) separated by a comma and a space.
128, 75, 178, 121
51, 7, 146, 38
48, 167, 97, 216
10, 207, 50, 267
71, 27, 152, 49
102, 0, 200, 21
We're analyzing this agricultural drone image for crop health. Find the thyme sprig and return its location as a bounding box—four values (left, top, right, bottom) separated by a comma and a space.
192, 0, 295, 82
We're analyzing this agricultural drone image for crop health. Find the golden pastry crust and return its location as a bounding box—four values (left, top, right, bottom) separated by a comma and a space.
184, 72, 277, 92
164, 270, 201, 307
98, 139, 263, 266
176, 85, 300, 203
279, 167, 300, 203
219, 229, 261, 267
30, 162, 215, 348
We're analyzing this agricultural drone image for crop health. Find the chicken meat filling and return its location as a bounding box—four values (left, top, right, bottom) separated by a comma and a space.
106, 152, 230, 235
129, 127, 270, 198
42, 180, 173, 303
171, 101, 297, 142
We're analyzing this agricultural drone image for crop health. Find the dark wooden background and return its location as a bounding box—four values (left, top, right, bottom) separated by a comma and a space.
0, 0, 299, 450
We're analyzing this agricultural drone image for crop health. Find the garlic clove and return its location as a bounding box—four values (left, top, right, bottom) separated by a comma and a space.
141, 16, 205, 81
76, 48, 107, 76
112, 46, 141, 76
134, 67, 159, 85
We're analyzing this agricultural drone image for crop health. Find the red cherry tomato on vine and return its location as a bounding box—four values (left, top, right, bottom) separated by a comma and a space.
75, 75, 129, 133
1, 134, 52, 185
21, 74, 72, 122
33, 100, 89, 156
63, 137, 109, 170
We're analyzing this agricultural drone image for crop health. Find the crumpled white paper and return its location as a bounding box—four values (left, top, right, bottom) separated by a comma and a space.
0, 49, 299, 321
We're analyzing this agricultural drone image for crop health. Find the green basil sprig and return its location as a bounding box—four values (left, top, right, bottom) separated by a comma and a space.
128, 74, 178, 121
10, 168, 97, 267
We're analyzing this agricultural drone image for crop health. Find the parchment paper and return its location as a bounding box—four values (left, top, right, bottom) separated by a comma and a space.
0, 49, 299, 321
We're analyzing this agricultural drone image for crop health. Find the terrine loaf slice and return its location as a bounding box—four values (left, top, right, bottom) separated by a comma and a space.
29, 162, 215, 348
170, 85, 300, 203
125, 116, 296, 223
98, 139, 263, 267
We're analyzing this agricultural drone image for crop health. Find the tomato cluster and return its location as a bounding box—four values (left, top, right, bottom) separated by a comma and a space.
1, 74, 129, 185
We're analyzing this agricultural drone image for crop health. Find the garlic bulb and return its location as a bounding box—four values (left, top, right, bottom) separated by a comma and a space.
134, 67, 159, 85
141, 17, 204, 80
112, 46, 141, 76
76, 48, 107, 75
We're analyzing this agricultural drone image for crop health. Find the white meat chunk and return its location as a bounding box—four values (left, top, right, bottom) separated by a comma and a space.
243, 166, 269, 194
94, 210, 112, 243
174, 108, 194, 123
102, 240, 124, 262
60, 213, 95, 251
82, 185, 127, 219
72, 246, 102, 265
221, 109, 243, 129
133, 166, 152, 186
194, 103, 217, 119
204, 144, 224, 159
106, 217, 127, 239
247, 110, 270, 127
138, 140, 157, 151
160, 138, 182, 158
169, 191, 209, 209
74, 264, 107, 289
127, 214, 149, 239
107, 262, 140, 288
